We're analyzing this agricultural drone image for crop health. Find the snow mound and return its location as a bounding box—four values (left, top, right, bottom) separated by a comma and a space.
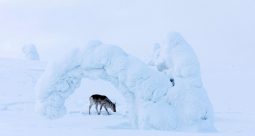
35, 32, 216, 132
22, 44, 40, 60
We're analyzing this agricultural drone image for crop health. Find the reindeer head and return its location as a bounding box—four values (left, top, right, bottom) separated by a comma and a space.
110, 102, 116, 112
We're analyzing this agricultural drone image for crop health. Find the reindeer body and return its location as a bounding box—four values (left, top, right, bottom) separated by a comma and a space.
89, 94, 116, 115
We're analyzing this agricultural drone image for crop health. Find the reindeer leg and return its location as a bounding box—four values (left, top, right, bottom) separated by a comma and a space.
104, 105, 110, 115
99, 103, 105, 115
95, 103, 99, 115
89, 104, 93, 115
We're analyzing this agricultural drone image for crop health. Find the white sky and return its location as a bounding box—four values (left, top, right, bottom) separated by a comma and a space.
0, 0, 255, 68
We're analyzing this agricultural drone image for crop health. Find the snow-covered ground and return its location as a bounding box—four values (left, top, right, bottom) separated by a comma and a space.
0, 58, 254, 135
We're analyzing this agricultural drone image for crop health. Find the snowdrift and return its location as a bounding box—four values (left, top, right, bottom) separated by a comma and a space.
22, 44, 40, 60
35, 32, 216, 132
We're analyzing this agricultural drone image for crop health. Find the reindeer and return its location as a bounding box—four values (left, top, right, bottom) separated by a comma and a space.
89, 94, 116, 115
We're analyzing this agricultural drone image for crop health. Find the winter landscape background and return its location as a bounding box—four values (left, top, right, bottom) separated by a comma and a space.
0, 0, 255, 136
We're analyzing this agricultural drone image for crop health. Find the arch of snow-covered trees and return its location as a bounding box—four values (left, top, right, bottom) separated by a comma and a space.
35, 32, 216, 132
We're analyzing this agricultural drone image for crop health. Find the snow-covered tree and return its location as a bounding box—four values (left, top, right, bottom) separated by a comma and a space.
35, 32, 216, 132
22, 44, 40, 60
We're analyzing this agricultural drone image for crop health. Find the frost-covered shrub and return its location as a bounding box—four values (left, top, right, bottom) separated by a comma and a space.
22, 44, 40, 60
35, 32, 216, 132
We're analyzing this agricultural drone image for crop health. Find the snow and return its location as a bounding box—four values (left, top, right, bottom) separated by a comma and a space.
35, 33, 215, 132
22, 44, 40, 60
0, 58, 255, 136
0, 0, 254, 135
